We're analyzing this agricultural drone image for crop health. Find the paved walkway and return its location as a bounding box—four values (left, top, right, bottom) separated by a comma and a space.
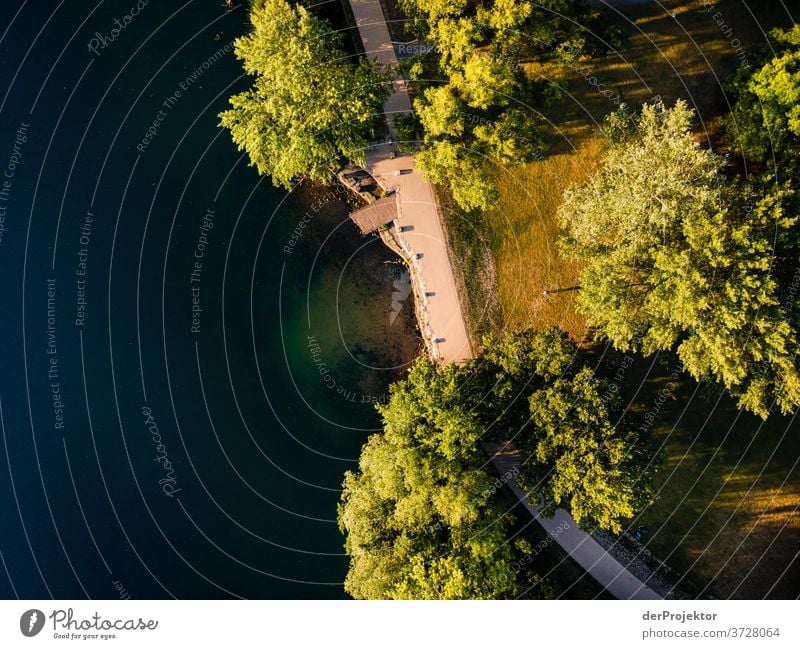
484, 441, 662, 600
349, 0, 473, 364
348, 0, 412, 131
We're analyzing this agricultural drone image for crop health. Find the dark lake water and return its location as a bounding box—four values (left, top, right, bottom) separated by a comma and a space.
0, 0, 418, 598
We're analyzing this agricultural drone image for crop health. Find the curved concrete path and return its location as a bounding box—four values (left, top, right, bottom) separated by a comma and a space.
349, 0, 473, 364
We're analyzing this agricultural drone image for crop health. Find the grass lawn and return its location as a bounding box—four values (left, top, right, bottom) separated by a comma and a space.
480, 147, 600, 341
642, 398, 800, 599
443, 0, 799, 597
602, 350, 800, 599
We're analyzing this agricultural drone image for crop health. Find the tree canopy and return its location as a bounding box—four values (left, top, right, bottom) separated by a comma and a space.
338, 329, 653, 598
477, 328, 653, 533
723, 25, 800, 173
219, 0, 388, 188
558, 101, 800, 418
338, 360, 522, 599
398, 0, 589, 211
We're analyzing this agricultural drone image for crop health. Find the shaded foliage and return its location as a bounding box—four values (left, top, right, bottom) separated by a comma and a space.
338, 360, 521, 599
338, 330, 654, 598
397, 0, 589, 211
476, 329, 654, 533
723, 25, 800, 174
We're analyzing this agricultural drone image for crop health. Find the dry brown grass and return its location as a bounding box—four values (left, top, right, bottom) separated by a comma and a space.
483, 140, 606, 341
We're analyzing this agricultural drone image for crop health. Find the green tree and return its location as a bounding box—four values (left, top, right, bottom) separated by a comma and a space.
559, 101, 800, 418
525, 365, 650, 533
473, 108, 545, 164
400, 0, 613, 212
723, 25, 800, 170
477, 329, 653, 533
339, 330, 654, 598
219, 0, 388, 188
399, 0, 567, 212
416, 140, 498, 211
415, 85, 465, 139
451, 53, 517, 110
338, 360, 521, 599
476, 327, 577, 434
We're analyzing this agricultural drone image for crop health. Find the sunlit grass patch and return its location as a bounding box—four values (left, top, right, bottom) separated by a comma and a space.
482, 138, 607, 341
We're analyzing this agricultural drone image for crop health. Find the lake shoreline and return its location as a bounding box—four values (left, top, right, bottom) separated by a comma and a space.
290, 180, 423, 403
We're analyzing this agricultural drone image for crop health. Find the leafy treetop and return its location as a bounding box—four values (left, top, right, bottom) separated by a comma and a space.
560, 101, 800, 418
219, 0, 388, 188
338, 329, 655, 599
